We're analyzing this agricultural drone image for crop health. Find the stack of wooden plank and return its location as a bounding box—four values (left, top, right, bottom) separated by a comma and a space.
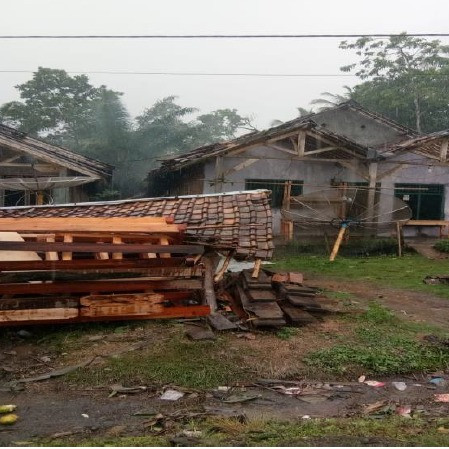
0, 217, 210, 326
230, 269, 341, 328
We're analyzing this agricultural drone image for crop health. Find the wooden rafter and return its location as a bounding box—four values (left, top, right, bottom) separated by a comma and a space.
440, 138, 449, 162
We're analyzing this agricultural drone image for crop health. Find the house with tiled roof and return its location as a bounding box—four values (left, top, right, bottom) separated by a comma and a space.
0, 123, 113, 206
149, 101, 449, 235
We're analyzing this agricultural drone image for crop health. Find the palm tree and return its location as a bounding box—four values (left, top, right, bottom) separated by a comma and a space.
309, 86, 354, 112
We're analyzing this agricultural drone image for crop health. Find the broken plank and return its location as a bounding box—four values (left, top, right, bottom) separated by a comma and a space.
280, 302, 318, 325
246, 289, 277, 302
287, 295, 322, 311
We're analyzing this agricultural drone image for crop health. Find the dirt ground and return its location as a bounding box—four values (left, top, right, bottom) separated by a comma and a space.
1, 277, 449, 445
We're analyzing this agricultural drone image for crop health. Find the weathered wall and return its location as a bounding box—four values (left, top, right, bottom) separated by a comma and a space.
314, 108, 409, 147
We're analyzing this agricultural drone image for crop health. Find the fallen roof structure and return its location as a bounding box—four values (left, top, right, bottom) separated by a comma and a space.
0, 190, 274, 260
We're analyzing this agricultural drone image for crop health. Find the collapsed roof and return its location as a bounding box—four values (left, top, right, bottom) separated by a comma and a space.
0, 190, 274, 260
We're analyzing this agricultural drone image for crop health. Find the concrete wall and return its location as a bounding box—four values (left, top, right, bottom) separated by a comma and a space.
201, 146, 449, 236
314, 108, 408, 147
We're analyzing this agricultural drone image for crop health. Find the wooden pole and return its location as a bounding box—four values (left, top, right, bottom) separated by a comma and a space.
329, 225, 347, 262
36, 191, 44, 205
396, 221, 402, 257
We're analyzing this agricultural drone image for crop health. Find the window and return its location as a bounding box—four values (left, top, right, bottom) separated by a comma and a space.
245, 179, 303, 207
395, 184, 444, 220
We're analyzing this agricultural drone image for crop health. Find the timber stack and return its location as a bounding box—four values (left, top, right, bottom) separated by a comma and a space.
223, 269, 342, 328
0, 217, 209, 326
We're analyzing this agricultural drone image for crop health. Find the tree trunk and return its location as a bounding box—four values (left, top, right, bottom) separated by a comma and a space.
413, 95, 422, 133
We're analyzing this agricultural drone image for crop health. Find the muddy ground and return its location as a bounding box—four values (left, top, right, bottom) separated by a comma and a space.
1, 276, 449, 445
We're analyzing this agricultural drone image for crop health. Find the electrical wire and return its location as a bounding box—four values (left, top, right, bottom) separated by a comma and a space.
1, 33, 449, 39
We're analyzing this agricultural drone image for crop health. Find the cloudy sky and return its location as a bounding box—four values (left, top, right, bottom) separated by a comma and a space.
1, 0, 449, 128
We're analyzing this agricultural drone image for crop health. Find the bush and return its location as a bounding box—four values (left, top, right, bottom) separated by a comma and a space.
434, 239, 449, 253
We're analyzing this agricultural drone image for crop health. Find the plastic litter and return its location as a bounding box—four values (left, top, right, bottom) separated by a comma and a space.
81, 413, 89, 418
434, 393, 449, 402
0, 404, 16, 414
396, 405, 412, 418
392, 381, 407, 391
364, 380, 386, 387
160, 389, 185, 401
358, 375, 366, 383
0, 414, 18, 425
430, 377, 446, 386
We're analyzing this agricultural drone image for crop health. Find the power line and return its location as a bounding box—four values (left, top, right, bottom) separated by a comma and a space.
1, 33, 449, 39
1, 70, 449, 78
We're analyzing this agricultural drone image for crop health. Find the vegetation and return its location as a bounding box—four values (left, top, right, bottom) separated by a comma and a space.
274, 253, 449, 299
305, 303, 449, 375
434, 239, 449, 253
0, 67, 255, 197
41, 416, 449, 446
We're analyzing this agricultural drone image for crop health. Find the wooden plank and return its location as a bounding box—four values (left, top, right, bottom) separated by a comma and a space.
252, 259, 262, 278
159, 236, 171, 259
0, 296, 79, 310
80, 293, 164, 317
0, 257, 191, 272
247, 289, 277, 302
0, 308, 78, 322
0, 278, 203, 295
287, 295, 322, 311
0, 241, 204, 255
405, 220, 449, 226
0, 231, 41, 262
280, 302, 318, 325
0, 305, 210, 326
0, 217, 182, 233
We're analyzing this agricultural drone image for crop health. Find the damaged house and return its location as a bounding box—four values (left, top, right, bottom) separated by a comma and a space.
0, 123, 113, 206
149, 101, 449, 236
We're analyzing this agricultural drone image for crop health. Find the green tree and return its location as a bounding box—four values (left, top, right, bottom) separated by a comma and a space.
0, 67, 103, 145
309, 87, 353, 112
340, 33, 449, 132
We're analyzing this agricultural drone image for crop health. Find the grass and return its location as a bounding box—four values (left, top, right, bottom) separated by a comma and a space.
40, 416, 449, 446
304, 302, 449, 375
67, 326, 247, 389
274, 253, 449, 299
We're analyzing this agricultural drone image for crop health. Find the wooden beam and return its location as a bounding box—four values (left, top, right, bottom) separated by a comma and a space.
214, 155, 224, 193
440, 138, 449, 162
0, 278, 203, 295
337, 160, 369, 180
268, 143, 297, 156
298, 131, 306, 157
0, 217, 182, 233
224, 158, 258, 176
0, 241, 204, 255
377, 164, 405, 180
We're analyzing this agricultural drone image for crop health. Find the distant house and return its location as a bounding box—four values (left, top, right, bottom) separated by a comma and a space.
148, 101, 449, 235
0, 123, 113, 206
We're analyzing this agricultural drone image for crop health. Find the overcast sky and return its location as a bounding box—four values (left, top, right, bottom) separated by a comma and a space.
1, 0, 449, 129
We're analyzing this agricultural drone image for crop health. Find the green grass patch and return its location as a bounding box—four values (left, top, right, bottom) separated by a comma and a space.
304, 303, 449, 375
67, 330, 246, 389
274, 253, 449, 299
41, 416, 449, 446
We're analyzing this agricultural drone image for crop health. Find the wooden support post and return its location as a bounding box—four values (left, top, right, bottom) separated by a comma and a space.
329, 225, 347, 262
62, 234, 73, 260
214, 155, 224, 193
159, 236, 170, 258
36, 191, 44, 205
45, 236, 59, 261
252, 258, 262, 278
297, 131, 306, 157
440, 138, 449, 162
214, 251, 234, 283
112, 236, 123, 260
396, 221, 402, 257
282, 181, 294, 241
367, 162, 378, 229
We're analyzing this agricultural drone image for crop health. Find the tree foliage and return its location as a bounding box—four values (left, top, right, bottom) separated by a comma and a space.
0, 68, 254, 198
339, 33, 449, 132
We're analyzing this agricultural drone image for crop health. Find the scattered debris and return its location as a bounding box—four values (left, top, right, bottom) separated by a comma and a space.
392, 381, 407, 391
109, 384, 147, 397
358, 375, 366, 383
0, 405, 16, 414
429, 377, 446, 386
16, 330, 32, 339
207, 313, 238, 331
0, 414, 18, 425
182, 430, 203, 438
160, 389, 185, 401
184, 324, 216, 341
363, 400, 388, 415
434, 393, 449, 402
396, 405, 412, 418
81, 413, 89, 419
133, 408, 158, 417
364, 380, 386, 387
222, 392, 261, 403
